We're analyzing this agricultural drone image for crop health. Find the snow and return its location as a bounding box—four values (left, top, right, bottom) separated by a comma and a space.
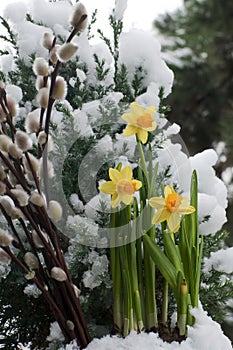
3, 1, 27, 23
203, 247, 233, 274
114, 0, 128, 20
119, 29, 174, 97
56, 306, 231, 350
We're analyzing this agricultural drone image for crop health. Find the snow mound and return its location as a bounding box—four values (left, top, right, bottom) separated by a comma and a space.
83, 307, 232, 350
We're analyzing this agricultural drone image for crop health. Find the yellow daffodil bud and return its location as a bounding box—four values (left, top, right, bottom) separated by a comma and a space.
70, 3, 88, 31
51, 266, 67, 281
57, 42, 78, 63
11, 189, 29, 207
33, 57, 49, 76
51, 76, 67, 100
0, 229, 13, 247
24, 252, 39, 270
48, 200, 62, 222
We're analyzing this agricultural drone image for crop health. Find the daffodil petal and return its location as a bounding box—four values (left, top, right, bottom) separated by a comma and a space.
100, 181, 116, 194
109, 168, 121, 182
149, 197, 166, 209
146, 106, 156, 116
121, 194, 133, 206
137, 128, 148, 144
164, 185, 176, 197
167, 213, 180, 233
123, 125, 138, 137
111, 194, 121, 208
178, 205, 196, 215
121, 165, 133, 180
132, 179, 142, 191
146, 120, 157, 132
152, 208, 169, 225
121, 113, 135, 125
130, 101, 144, 116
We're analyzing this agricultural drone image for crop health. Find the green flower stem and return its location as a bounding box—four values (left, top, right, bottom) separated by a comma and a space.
129, 198, 144, 331
161, 280, 169, 324
119, 243, 133, 336
137, 138, 149, 192
144, 207, 158, 330
110, 210, 123, 332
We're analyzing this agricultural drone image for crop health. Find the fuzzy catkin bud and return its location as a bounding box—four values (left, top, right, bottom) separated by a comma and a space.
0, 248, 11, 264
35, 76, 50, 91
0, 196, 15, 213
33, 57, 49, 76
8, 143, 23, 159
15, 131, 32, 152
37, 87, 49, 109
48, 200, 62, 221
37, 131, 48, 146
49, 46, 59, 65
9, 171, 18, 187
0, 229, 12, 247
0, 181, 6, 195
24, 252, 39, 270
70, 3, 88, 31
72, 284, 81, 298
42, 32, 54, 50
25, 112, 40, 133
32, 230, 48, 248
51, 266, 67, 281
51, 76, 67, 100
23, 153, 39, 174
0, 166, 6, 181
66, 320, 75, 331
57, 43, 78, 63
0, 135, 12, 152
6, 95, 17, 117
30, 191, 45, 207
11, 189, 29, 207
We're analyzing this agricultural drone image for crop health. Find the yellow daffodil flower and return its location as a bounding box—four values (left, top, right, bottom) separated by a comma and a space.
122, 102, 157, 144
100, 165, 142, 208
149, 185, 195, 233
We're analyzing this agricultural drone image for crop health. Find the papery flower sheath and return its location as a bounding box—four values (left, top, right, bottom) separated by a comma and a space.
122, 102, 157, 144
149, 185, 195, 233
100, 165, 142, 208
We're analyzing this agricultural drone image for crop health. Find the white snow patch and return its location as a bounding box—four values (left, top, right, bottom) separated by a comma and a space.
119, 29, 174, 97
114, 0, 128, 20
203, 247, 233, 274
